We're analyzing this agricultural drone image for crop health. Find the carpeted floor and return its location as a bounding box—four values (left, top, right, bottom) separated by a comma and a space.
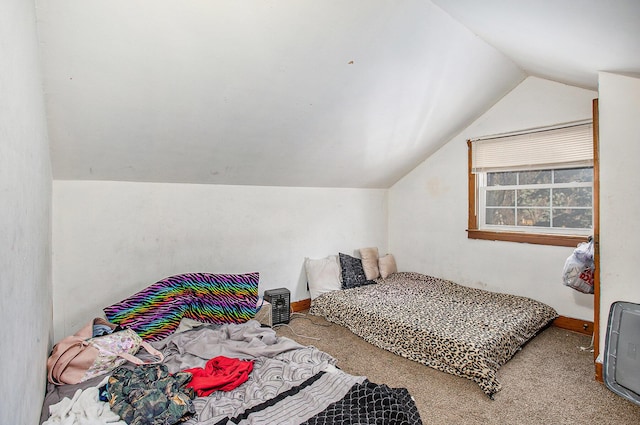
275, 311, 640, 425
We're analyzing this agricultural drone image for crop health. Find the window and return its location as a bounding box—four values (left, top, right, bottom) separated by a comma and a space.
468, 121, 595, 247
481, 167, 593, 231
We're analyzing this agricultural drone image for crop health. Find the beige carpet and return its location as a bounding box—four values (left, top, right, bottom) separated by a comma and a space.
275, 312, 640, 425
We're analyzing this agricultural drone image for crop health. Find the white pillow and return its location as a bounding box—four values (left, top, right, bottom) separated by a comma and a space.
304, 255, 342, 299
378, 254, 397, 279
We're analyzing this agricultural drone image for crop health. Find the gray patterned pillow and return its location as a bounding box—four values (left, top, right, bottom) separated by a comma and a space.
339, 253, 376, 289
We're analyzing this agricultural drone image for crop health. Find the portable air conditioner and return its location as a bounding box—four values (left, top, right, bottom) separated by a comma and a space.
264, 288, 290, 325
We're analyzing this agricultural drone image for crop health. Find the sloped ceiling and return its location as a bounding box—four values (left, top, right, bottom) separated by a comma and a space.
433, 0, 640, 90
36, 0, 640, 188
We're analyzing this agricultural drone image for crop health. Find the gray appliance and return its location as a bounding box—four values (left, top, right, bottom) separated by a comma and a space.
604, 301, 640, 406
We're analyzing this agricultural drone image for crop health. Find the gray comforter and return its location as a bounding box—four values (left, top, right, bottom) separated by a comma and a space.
41, 319, 422, 425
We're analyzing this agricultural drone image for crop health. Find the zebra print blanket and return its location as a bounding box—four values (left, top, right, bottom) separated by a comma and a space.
103, 272, 260, 341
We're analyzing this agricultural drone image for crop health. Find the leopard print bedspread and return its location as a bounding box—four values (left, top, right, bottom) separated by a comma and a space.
309, 272, 558, 397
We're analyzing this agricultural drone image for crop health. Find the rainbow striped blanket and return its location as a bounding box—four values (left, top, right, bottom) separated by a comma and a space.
103, 272, 259, 341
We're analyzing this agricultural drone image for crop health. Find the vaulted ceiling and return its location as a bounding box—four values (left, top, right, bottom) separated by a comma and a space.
36, 0, 640, 188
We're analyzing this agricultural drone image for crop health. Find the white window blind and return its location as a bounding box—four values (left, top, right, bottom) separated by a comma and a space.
471, 121, 593, 173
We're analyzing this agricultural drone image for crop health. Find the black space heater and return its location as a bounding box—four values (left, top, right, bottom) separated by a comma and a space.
264, 288, 290, 325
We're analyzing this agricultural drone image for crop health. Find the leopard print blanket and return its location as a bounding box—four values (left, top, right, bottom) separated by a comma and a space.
309, 272, 558, 397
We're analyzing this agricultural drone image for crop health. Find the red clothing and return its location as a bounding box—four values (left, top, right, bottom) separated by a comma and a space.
184, 356, 253, 396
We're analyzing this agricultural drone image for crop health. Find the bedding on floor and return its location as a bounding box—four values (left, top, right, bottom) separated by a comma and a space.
309, 271, 558, 398
41, 319, 422, 425
103, 272, 260, 342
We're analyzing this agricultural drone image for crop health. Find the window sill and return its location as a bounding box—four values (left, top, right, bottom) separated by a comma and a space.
467, 229, 588, 247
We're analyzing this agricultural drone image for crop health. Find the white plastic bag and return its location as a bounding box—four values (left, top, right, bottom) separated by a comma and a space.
562, 239, 595, 294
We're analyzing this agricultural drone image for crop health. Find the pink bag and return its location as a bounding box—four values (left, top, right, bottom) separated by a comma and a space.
47, 318, 164, 385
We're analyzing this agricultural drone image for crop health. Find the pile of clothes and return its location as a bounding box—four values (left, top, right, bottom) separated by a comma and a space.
43, 357, 254, 425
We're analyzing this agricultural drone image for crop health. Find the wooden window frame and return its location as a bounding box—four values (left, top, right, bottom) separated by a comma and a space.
467, 120, 597, 249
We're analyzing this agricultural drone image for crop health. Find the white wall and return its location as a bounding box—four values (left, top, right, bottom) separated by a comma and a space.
597, 72, 640, 356
52, 181, 387, 342
0, 0, 52, 424
389, 77, 597, 320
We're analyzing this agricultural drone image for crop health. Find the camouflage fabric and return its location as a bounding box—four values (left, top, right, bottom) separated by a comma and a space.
107, 364, 196, 425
